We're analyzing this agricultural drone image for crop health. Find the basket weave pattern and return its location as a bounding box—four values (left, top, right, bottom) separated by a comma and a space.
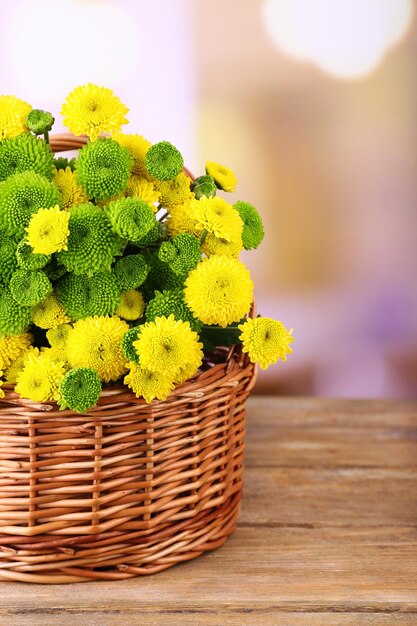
0, 135, 256, 583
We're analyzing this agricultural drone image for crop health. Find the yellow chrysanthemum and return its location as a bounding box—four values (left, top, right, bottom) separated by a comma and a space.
41, 345, 70, 369
202, 233, 243, 258
4, 346, 38, 384
0, 332, 33, 370
53, 167, 88, 209
15, 351, 65, 402
46, 324, 73, 349
0, 95, 31, 139
155, 172, 193, 210
61, 84, 129, 142
166, 202, 196, 237
184, 256, 253, 327
174, 360, 200, 385
192, 197, 243, 243
113, 132, 151, 178
27, 206, 70, 254
125, 176, 160, 210
32, 294, 70, 329
206, 161, 237, 192
67, 316, 128, 382
238, 317, 294, 370
0, 370, 5, 399
116, 290, 145, 321
133, 314, 203, 377
124, 362, 175, 403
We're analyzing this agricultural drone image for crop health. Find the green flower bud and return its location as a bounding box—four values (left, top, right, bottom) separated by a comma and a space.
191, 175, 217, 199
26, 109, 55, 135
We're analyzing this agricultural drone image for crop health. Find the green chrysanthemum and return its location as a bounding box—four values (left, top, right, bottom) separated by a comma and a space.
191, 175, 217, 199
121, 326, 141, 364
146, 288, 200, 331
0, 232, 18, 282
145, 141, 183, 181
234, 201, 264, 250
57, 271, 120, 320
113, 254, 149, 291
0, 134, 54, 183
141, 252, 185, 301
0, 171, 61, 237
16, 239, 50, 270
58, 203, 123, 275
158, 233, 201, 276
10, 269, 52, 306
106, 197, 158, 247
0, 287, 32, 336
59, 367, 102, 413
76, 137, 132, 201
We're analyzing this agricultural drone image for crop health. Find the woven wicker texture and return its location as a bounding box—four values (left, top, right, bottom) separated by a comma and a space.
0, 134, 256, 583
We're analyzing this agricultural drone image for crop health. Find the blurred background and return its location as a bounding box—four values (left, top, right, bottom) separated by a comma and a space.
0, 0, 416, 398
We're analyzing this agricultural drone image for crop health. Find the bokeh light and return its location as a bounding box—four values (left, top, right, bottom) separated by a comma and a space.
262, 0, 413, 79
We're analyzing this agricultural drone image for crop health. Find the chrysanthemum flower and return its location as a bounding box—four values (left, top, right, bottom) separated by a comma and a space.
57, 271, 120, 320
113, 133, 152, 178
0, 331, 32, 370
46, 323, 73, 350
234, 201, 264, 250
10, 269, 52, 306
0, 371, 4, 399
61, 83, 129, 142
67, 316, 128, 382
141, 253, 185, 301
146, 288, 200, 331
165, 202, 197, 237
206, 161, 237, 192
133, 314, 203, 378
26, 205, 70, 255
15, 350, 65, 402
184, 256, 253, 327
145, 141, 184, 181
31, 293, 70, 329
201, 233, 243, 258
121, 326, 141, 364
113, 254, 149, 291
4, 346, 37, 384
75, 137, 132, 201
125, 175, 160, 210
158, 233, 201, 276
106, 197, 158, 246
16, 239, 50, 271
116, 289, 145, 321
59, 367, 102, 413
0, 233, 18, 282
155, 172, 193, 209
124, 362, 175, 403
238, 317, 294, 370
58, 203, 123, 275
53, 166, 88, 210
0, 287, 32, 336
0, 171, 61, 237
192, 196, 243, 243
0, 134, 54, 182
0, 95, 31, 139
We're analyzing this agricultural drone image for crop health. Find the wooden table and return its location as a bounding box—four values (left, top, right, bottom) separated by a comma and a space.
1, 397, 416, 625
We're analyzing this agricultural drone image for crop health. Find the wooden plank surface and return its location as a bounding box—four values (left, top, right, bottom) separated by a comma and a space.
1, 397, 416, 625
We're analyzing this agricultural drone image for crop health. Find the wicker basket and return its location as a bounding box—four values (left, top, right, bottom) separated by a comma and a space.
0, 134, 256, 583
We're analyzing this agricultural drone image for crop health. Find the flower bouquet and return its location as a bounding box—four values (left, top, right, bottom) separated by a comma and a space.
0, 84, 293, 583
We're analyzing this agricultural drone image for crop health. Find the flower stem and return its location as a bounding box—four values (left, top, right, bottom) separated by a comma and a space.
200, 229, 208, 245
43, 131, 49, 144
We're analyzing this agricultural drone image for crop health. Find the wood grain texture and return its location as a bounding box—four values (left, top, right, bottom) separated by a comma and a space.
1, 397, 416, 624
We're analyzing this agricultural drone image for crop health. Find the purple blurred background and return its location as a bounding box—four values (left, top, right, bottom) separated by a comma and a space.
1, 0, 416, 398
